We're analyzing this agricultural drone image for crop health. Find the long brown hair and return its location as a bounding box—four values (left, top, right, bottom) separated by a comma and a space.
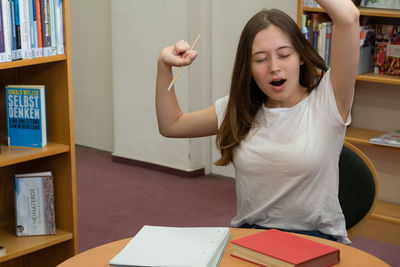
215, 9, 328, 166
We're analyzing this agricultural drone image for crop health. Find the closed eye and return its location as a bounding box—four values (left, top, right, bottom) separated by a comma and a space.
278, 54, 291, 59
253, 56, 269, 63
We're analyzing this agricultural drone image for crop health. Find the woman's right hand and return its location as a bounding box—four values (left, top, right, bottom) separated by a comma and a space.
158, 40, 198, 68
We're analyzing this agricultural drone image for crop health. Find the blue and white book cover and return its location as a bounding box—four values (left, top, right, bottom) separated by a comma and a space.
6, 85, 47, 148
54, 0, 63, 55
14, 171, 56, 236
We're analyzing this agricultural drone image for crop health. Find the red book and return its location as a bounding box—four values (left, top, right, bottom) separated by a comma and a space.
231, 229, 340, 267
36, 0, 43, 50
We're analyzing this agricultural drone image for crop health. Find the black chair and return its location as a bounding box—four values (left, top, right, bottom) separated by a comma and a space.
338, 141, 379, 238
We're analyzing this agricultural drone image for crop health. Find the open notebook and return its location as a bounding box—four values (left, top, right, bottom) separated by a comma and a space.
109, 225, 230, 267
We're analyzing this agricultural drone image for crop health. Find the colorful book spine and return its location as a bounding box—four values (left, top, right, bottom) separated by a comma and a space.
2, 0, 13, 61
53, 0, 62, 54
18, 0, 31, 59
0, 0, 6, 62
39, 0, 50, 56
10, 0, 22, 60
28, 0, 37, 58
48, 0, 55, 55
35, 0, 41, 57
5, 85, 47, 147
14, 171, 56, 236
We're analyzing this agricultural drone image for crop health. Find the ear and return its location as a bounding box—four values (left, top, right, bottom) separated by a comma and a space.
300, 59, 304, 65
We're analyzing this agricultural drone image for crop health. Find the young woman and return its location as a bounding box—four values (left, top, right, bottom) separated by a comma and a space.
156, 0, 360, 243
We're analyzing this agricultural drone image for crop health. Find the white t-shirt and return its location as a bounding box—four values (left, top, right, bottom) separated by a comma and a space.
215, 70, 351, 244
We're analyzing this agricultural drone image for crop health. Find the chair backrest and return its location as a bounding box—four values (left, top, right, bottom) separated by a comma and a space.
338, 141, 379, 236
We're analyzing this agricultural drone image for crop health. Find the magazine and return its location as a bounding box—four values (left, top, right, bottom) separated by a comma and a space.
369, 130, 400, 148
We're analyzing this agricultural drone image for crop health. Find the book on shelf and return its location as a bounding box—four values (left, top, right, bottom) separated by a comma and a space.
14, 171, 56, 236
369, 130, 400, 148
19, 0, 32, 59
109, 225, 230, 267
302, 11, 400, 77
303, 0, 321, 8
1, 0, 12, 62
10, 0, 22, 60
0, 245, 5, 257
360, 0, 400, 9
6, 85, 47, 148
28, 0, 38, 58
54, 0, 63, 54
374, 24, 400, 76
40, 0, 51, 56
0, 0, 63, 62
359, 25, 375, 74
48, 0, 56, 55
35, 0, 43, 57
231, 229, 340, 267
302, 13, 332, 66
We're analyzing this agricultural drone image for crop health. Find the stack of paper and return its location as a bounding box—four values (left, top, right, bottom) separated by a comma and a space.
109, 225, 230, 267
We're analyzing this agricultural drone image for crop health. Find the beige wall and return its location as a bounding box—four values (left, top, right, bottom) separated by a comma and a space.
70, 0, 114, 152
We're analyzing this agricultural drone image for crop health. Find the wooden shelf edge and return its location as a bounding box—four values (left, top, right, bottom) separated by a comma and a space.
357, 73, 400, 85
302, 7, 400, 18
358, 7, 400, 18
345, 127, 399, 150
0, 229, 73, 263
0, 55, 67, 70
370, 201, 400, 225
345, 127, 385, 145
0, 142, 70, 167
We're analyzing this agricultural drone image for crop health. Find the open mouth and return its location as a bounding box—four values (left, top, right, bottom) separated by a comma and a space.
270, 79, 287, 87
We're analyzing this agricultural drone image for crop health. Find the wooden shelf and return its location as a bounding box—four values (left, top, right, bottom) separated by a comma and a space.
0, 142, 70, 167
372, 201, 400, 225
358, 7, 400, 18
357, 73, 400, 85
303, 7, 400, 18
345, 127, 399, 149
345, 127, 385, 145
0, 55, 67, 70
0, 229, 73, 263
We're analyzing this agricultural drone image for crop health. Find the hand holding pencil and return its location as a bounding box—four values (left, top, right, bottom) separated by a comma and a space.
158, 35, 201, 91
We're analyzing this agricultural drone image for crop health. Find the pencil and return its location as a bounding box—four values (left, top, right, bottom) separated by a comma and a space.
167, 34, 201, 91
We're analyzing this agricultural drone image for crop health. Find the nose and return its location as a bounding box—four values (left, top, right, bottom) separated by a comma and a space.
269, 57, 280, 74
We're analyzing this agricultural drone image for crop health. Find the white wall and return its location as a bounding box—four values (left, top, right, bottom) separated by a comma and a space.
111, 0, 209, 172
70, 0, 114, 152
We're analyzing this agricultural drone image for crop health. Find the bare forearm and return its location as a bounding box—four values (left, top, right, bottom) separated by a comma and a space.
155, 58, 183, 137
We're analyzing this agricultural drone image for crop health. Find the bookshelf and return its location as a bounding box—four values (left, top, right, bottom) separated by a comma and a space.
297, 0, 400, 246
0, 0, 77, 266
297, 1, 400, 148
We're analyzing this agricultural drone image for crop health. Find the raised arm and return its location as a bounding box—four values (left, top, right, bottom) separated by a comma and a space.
316, 0, 360, 122
156, 40, 218, 138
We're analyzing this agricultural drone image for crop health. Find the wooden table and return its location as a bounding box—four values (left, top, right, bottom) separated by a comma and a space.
58, 228, 390, 267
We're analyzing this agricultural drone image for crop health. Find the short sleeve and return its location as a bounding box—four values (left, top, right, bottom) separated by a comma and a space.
215, 95, 229, 129
313, 69, 352, 126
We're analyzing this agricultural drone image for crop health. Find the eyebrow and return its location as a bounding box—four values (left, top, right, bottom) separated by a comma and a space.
252, 46, 293, 57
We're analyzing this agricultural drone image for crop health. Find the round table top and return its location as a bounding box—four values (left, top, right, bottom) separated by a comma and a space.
58, 228, 390, 267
